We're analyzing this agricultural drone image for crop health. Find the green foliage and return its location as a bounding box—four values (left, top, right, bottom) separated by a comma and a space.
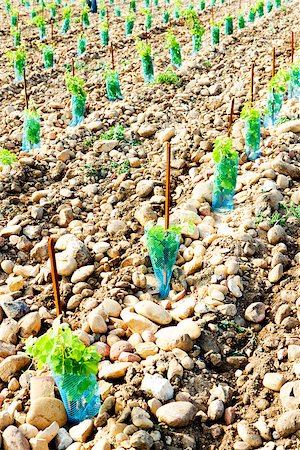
241, 103, 261, 121
290, 60, 300, 73
125, 10, 135, 21
212, 138, 238, 192
83, 164, 107, 181
82, 137, 94, 148
269, 69, 291, 94
281, 202, 300, 221
103, 66, 117, 80
100, 20, 108, 31
6, 45, 27, 64
269, 211, 288, 226
136, 38, 151, 58
255, 0, 264, 9
101, 124, 125, 141
276, 116, 298, 125
118, 160, 130, 174
183, 9, 204, 38
32, 15, 46, 27
155, 68, 181, 85
62, 5, 71, 19
65, 74, 87, 99
0, 148, 17, 166
255, 203, 300, 226
25, 323, 101, 394
141, 7, 150, 15
145, 225, 181, 280
25, 109, 40, 145
10, 26, 20, 37
165, 28, 178, 49
212, 137, 237, 163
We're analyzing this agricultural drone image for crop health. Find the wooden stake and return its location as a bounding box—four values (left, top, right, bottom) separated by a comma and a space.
272, 47, 276, 77
165, 142, 171, 231
291, 31, 294, 63
72, 59, 75, 76
23, 70, 28, 109
250, 63, 254, 104
228, 98, 235, 137
211, 7, 214, 23
48, 237, 62, 317
51, 21, 54, 41
110, 41, 115, 70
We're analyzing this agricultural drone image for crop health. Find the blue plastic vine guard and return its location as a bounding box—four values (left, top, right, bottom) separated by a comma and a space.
53, 373, 101, 424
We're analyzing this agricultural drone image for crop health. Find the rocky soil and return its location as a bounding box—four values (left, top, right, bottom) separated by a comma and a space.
0, 0, 300, 449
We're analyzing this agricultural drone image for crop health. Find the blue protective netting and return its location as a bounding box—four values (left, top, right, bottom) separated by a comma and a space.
145, 228, 180, 299
53, 373, 101, 424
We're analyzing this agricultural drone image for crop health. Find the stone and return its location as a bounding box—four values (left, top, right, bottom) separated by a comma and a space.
132, 272, 147, 289
275, 304, 291, 325
36, 421, 60, 443
58, 208, 74, 227
88, 312, 107, 334
91, 439, 111, 450
157, 127, 175, 144
55, 251, 77, 277
99, 299, 121, 317
6, 276, 24, 293
30, 377, 55, 401
18, 424, 39, 439
134, 205, 157, 226
272, 158, 300, 180
3, 425, 30, 450
135, 342, 158, 359
135, 301, 172, 325
275, 410, 300, 437
267, 225, 286, 245
70, 265, 94, 284
0, 353, 30, 381
136, 180, 154, 198
131, 407, 153, 429
1, 260, 14, 274
19, 312, 41, 338
268, 264, 284, 283
176, 318, 201, 339
141, 374, 174, 402
29, 437, 49, 450
0, 298, 29, 319
237, 420, 262, 448
26, 398, 67, 429
120, 310, 159, 334
276, 119, 300, 134
94, 140, 119, 153
192, 180, 213, 203
280, 381, 300, 410
156, 402, 197, 427
138, 124, 157, 138
0, 341, 16, 358
55, 428, 73, 450
207, 400, 224, 421
167, 359, 183, 380
130, 430, 154, 450
0, 411, 13, 431
0, 225, 22, 237
110, 341, 134, 361
107, 220, 127, 235
263, 373, 285, 392
288, 345, 300, 361
244, 302, 266, 323
98, 362, 131, 380
69, 419, 93, 443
